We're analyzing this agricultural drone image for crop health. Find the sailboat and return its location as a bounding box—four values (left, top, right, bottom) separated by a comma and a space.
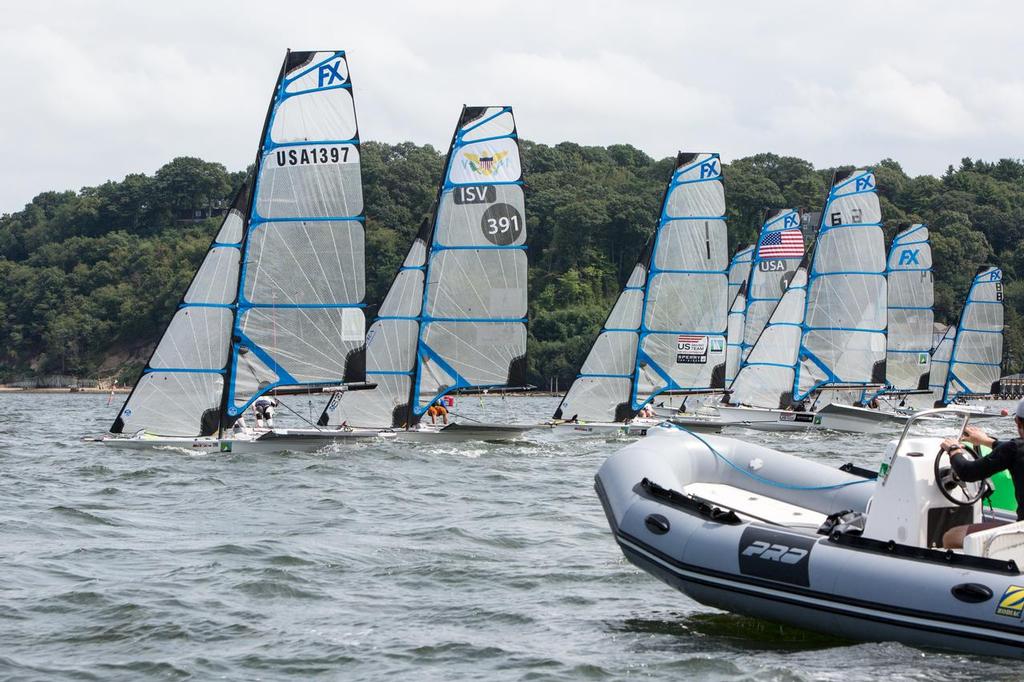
724, 210, 804, 386
550, 152, 728, 437
941, 266, 1004, 407
722, 244, 753, 386
102, 50, 381, 453
719, 169, 887, 431
815, 224, 934, 431
317, 105, 533, 442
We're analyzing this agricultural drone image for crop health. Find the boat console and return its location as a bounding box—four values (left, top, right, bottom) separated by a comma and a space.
862, 409, 983, 549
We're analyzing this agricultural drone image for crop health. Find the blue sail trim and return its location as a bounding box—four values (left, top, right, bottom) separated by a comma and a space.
144, 368, 226, 375
432, 244, 527, 252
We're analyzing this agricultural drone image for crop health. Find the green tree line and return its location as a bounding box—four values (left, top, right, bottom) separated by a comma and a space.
0, 146, 1021, 385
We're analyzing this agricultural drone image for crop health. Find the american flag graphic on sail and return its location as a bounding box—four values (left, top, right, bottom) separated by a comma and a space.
758, 229, 804, 258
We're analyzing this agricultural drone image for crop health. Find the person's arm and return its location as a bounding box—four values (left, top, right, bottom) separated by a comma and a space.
962, 425, 996, 449
949, 440, 1016, 482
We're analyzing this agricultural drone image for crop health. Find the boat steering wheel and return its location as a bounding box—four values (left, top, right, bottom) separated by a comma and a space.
933, 444, 989, 506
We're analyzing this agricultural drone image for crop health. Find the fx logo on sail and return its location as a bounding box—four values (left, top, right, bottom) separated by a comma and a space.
699, 159, 719, 179
783, 213, 799, 229
318, 60, 346, 88
898, 249, 920, 266
855, 174, 874, 191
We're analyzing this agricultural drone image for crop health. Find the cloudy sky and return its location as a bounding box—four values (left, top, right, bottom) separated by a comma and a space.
1, 1, 1021, 212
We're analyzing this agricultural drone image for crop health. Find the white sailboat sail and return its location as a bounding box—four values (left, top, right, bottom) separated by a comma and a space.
727, 245, 753, 304
724, 244, 753, 384
324, 106, 526, 428
924, 325, 956, 407
554, 153, 727, 421
884, 224, 933, 391
724, 281, 747, 385
741, 209, 804, 365
794, 169, 887, 401
113, 49, 367, 437
727, 262, 809, 409
226, 50, 366, 420
943, 266, 1004, 403
111, 181, 251, 436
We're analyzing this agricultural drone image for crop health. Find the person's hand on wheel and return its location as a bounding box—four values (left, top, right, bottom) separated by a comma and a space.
961, 425, 994, 448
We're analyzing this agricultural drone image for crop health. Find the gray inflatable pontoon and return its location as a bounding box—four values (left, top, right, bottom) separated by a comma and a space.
595, 409, 1024, 657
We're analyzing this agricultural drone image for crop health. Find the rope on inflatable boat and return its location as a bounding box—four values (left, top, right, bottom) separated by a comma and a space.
661, 422, 874, 492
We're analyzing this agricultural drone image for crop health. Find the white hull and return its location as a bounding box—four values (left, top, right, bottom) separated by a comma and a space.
546, 419, 662, 438
388, 422, 536, 443
98, 427, 386, 454
715, 405, 817, 432
813, 403, 909, 434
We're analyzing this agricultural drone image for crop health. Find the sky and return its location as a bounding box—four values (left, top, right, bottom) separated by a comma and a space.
1, 0, 1022, 213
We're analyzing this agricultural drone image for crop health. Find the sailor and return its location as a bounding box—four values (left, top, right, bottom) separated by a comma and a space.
427, 402, 449, 425
638, 404, 656, 419
253, 396, 279, 429
939, 399, 1024, 547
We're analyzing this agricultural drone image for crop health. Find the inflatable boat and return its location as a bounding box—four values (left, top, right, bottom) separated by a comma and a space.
595, 409, 1024, 657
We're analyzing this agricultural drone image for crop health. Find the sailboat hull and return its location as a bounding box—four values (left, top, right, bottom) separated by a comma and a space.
715, 405, 817, 432
99, 427, 387, 454
389, 422, 535, 443
813, 403, 909, 434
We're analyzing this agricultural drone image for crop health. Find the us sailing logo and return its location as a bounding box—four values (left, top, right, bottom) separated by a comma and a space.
462, 149, 510, 177
676, 335, 708, 364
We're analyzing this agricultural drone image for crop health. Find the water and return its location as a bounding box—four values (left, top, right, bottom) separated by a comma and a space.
1, 393, 1021, 680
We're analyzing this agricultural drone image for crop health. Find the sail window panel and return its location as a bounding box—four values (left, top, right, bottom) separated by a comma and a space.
654, 220, 728, 270
664, 181, 725, 219
448, 139, 522, 185
953, 329, 1001, 367
425, 250, 527, 319
460, 109, 515, 142
420, 321, 526, 388
378, 269, 424, 318
742, 299, 780, 352
825, 189, 882, 226
270, 87, 357, 144
640, 332, 725, 389
644, 273, 728, 332
184, 247, 240, 305
725, 292, 746, 382
284, 53, 349, 93
150, 307, 232, 370
435, 185, 526, 247
745, 321, 803, 367
814, 227, 886, 274
327, 374, 411, 428
962, 295, 1004, 332
606, 290, 643, 330
403, 239, 427, 268
257, 145, 363, 218
243, 220, 364, 305
579, 331, 638, 376
625, 263, 647, 289
805, 274, 886, 330
728, 247, 754, 287
887, 308, 933, 352
365, 319, 418, 373
231, 351, 280, 411
951, 362, 1000, 396
559, 377, 631, 422
216, 209, 245, 244
889, 270, 934, 308
238, 307, 364, 383
119, 372, 224, 437
730, 365, 796, 410
799, 329, 887, 386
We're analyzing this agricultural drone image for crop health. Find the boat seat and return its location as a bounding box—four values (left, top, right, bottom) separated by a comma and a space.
681, 482, 827, 530
963, 521, 1024, 566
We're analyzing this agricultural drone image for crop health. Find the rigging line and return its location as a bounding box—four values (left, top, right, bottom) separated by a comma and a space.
276, 397, 324, 429
447, 409, 485, 424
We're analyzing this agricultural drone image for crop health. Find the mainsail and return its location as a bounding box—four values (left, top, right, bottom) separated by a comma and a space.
112, 50, 366, 437
322, 106, 526, 428
727, 245, 753, 303
943, 266, 1004, 403
926, 325, 956, 407
728, 261, 809, 409
884, 224, 933, 391
555, 153, 727, 421
793, 169, 887, 401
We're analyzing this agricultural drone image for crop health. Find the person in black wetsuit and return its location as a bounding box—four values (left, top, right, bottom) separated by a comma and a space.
939, 400, 1024, 548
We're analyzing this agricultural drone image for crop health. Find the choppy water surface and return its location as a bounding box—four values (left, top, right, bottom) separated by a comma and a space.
1, 393, 1022, 680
